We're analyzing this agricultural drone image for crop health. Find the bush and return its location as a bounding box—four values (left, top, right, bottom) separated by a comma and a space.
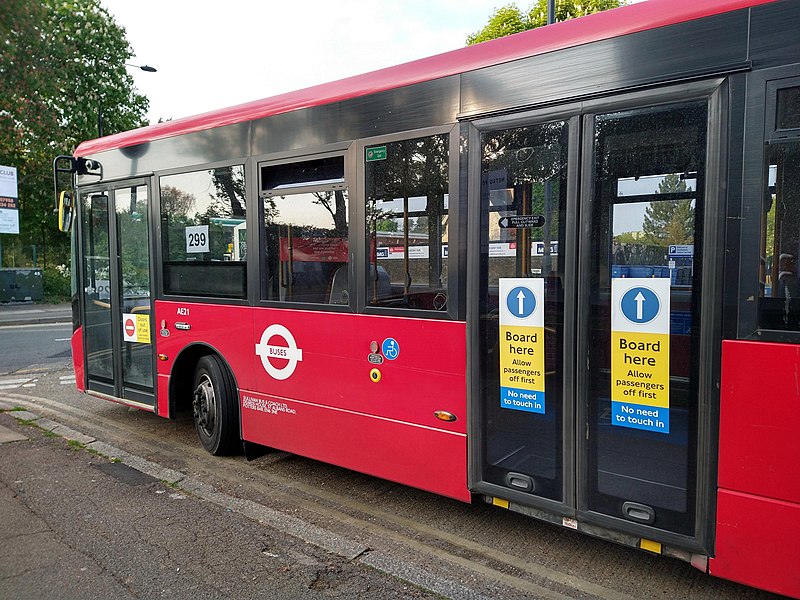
43, 264, 71, 303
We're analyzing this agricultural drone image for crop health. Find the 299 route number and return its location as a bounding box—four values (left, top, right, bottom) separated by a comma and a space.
185, 225, 210, 253
188, 231, 206, 248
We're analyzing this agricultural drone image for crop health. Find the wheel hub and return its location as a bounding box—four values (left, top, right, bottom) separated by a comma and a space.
193, 374, 216, 437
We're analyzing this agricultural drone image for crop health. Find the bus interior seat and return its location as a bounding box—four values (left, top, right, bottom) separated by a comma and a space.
329, 266, 349, 305
329, 265, 391, 304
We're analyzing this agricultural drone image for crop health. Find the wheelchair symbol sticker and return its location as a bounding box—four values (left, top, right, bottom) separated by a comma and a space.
382, 338, 400, 360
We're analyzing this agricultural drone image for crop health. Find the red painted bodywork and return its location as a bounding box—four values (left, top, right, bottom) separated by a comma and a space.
155, 300, 469, 501
71, 326, 85, 392
75, 0, 775, 157
156, 373, 170, 418
710, 340, 800, 598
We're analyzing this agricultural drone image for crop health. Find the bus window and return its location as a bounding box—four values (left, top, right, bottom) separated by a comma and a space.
261, 155, 349, 305
760, 140, 800, 331
159, 165, 247, 298
776, 86, 800, 131
365, 134, 449, 311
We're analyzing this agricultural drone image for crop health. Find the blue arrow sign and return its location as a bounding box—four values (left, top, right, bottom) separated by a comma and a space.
620, 286, 660, 324
506, 286, 536, 319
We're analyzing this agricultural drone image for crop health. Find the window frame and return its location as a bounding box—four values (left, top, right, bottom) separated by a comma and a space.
256, 145, 356, 312
736, 67, 800, 343
767, 75, 800, 137
261, 155, 346, 198
356, 124, 460, 321
155, 158, 251, 304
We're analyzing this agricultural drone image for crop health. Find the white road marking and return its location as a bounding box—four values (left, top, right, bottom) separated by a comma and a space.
0, 378, 33, 385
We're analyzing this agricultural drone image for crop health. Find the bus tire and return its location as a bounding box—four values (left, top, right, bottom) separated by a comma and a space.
192, 355, 239, 456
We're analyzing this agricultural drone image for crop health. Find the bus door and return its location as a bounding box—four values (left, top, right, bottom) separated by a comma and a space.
79, 179, 155, 408
472, 91, 716, 546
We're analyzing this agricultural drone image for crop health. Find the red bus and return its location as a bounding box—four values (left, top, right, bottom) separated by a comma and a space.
53, 0, 800, 596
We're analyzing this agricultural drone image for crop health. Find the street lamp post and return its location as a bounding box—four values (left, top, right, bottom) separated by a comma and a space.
97, 62, 157, 137
126, 63, 157, 73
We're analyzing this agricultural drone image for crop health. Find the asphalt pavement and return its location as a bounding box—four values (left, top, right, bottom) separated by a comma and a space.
0, 302, 72, 327
3, 303, 409, 598
0, 302, 481, 598
0, 405, 444, 600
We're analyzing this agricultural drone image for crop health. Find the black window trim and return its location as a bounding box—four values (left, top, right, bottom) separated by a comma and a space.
256, 145, 356, 313
155, 158, 251, 304
766, 75, 800, 138
260, 155, 347, 198
737, 66, 800, 343
356, 124, 460, 321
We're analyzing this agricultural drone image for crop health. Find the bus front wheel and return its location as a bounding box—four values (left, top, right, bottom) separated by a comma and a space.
192, 355, 239, 455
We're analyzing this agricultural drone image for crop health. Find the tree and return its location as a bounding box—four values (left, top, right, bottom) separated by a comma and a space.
312, 190, 348, 235
212, 167, 246, 218
641, 174, 695, 246
467, 0, 625, 45
0, 0, 149, 275
375, 218, 399, 233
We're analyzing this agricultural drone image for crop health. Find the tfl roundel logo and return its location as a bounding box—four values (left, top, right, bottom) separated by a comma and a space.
255, 324, 303, 380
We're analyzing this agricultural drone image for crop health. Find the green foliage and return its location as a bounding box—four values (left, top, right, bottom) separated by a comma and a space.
375, 218, 399, 232
466, 4, 530, 45
43, 264, 71, 302
641, 174, 695, 246
467, 0, 625, 45
0, 0, 149, 270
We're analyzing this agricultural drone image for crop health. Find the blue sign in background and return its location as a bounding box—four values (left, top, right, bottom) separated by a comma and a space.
620, 286, 660, 324
505, 286, 537, 319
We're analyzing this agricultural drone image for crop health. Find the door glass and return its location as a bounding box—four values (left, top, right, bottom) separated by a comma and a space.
587, 101, 706, 535
81, 192, 113, 382
479, 120, 568, 501
116, 186, 153, 390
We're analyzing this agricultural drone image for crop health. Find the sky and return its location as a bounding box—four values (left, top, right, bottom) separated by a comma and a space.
100, 0, 508, 125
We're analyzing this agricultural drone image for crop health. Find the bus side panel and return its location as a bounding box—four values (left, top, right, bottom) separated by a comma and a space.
154, 301, 468, 499
246, 310, 469, 501
71, 326, 85, 392
157, 374, 170, 418
250, 310, 467, 435
240, 391, 469, 501
155, 300, 256, 398
711, 490, 800, 597
710, 340, 800, 597
717, 340, 800, 502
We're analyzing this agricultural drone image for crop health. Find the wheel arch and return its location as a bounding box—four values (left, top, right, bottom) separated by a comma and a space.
168, 342, 240, 421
